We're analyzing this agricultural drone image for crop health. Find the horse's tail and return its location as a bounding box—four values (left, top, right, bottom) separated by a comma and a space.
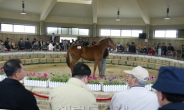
66, 50, 70, 68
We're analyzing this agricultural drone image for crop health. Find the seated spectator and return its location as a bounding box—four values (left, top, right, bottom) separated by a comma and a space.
92, 39, 96, 46
48, 41, 54, 51
148, 47, 156, 55
10, 39, 16, 49
117, 44, 123, 52
168, 43, 175, 51
32, 41, 40, 50
182, 45, 184, 57
142, 45, 148, 54
5, 41, 12, 51
147, 45, 151, 52
55, 41, 60, 51
0, 59, 39, 110
41, 42, 48, 51
18, 39, 25, 50
0, 42, 7, 52
49, 63, 98, 110
110, 66, 159, 110
25, 38, 32, 50
152, 66, 184, 110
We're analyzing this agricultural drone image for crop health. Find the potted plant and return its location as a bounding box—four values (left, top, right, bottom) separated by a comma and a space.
49, 73, 70, 88
87, 76, 101, 91
145, 76, 157, 91
102, 76, 127, 92
24, 72, 49, 87
0, 68, 6, 81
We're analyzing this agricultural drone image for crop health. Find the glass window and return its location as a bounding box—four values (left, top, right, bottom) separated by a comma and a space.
47, 27, 57, 34
14, 25, 24, 32
155, 30, 165, 37
1, 24, 13, 32
132, 30, 142, 37
72, 28, 79, 35
62, 28, 68, 34
58, 28, 61, 34
100, 29, 110, 36
121, 30, 131, 36
69, 28, 72, 35
165, 30, 177, 38
79, 29, 89, 36
25, 26, 36, 33
111, 30, 120, 36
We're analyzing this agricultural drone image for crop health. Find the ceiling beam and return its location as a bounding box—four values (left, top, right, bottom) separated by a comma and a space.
0, 0, 4, 4
131, 0, 150, 24
92, 0, 98, 23
40, 0, 57, 21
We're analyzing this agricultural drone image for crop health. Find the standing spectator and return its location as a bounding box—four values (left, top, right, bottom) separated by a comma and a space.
49, 63, 98, 110
50, 33, 56, 43
162, 43, 167, 55
110, 66, 159, 110
100, 48, 109, 78
25, 38, 32, 50
168, 43, 175, 51
0, 59, 39, 110
158, 44, 162, 56
129, 42, 136, 53
152, 66, 184, 110
182, 45, 184, 58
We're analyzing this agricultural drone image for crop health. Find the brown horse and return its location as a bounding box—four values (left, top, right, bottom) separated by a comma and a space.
66, 38, 115, 76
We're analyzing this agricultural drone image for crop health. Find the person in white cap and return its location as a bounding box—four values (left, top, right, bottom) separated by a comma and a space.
110, 66, 159, 110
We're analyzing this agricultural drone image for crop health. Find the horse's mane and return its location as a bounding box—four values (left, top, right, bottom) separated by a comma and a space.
98, 38, 107, 44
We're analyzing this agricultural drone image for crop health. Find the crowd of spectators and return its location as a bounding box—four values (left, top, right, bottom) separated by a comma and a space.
116, 42, 184, 57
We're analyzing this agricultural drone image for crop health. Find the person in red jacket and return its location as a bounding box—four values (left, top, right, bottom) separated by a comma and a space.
148, 47, 156, 55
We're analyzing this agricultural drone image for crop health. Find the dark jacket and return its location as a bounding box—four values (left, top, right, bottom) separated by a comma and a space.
103, 48, 109, 58
0, 78, 39, 110
168, 46, 175, 51
25, 41, 32, 49
158, 103, 184, 110
129, 45, 136, 53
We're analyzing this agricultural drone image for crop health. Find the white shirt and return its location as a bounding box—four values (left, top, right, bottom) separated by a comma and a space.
48, 43, 54, 51
110, 87, 159, 110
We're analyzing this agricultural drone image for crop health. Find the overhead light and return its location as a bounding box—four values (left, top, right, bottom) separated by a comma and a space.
164, 7, 170, 20
20, 1, 26, 14
116, 9, 120, 21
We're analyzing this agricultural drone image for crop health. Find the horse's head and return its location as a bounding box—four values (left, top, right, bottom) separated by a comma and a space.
107, 37, 116, 50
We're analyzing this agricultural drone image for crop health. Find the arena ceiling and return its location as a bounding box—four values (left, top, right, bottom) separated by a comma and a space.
0, 0, 184, 24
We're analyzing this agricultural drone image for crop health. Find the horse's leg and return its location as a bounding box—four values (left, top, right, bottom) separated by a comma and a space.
98, 61, 101, 76
70, 56, 80, 72
93, 60, 99, 76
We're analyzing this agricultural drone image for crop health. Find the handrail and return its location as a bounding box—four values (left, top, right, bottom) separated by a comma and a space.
33, 92, 112, 101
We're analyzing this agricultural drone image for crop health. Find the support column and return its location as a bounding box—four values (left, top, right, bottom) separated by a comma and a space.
93, 23, 97, 37
40, 20, 45, 35
146, 24, 150, 39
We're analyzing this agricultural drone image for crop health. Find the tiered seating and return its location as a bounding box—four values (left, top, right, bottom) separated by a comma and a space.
0, 52, 183, 70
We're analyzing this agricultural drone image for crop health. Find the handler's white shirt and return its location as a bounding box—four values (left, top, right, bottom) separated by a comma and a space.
110, 87, 159, 110
48, 43, 54, 51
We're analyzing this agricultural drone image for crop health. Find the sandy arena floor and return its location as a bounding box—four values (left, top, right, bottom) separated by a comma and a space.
24, 63, 158, 78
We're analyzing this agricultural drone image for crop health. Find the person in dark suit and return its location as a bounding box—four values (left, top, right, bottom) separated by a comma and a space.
129, 42, 136, 53
50, 33, 56, 43
168, 43, 175, 51
0, 59, 39, 110
25, 38, 32, 50
162, 43, 167, 55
